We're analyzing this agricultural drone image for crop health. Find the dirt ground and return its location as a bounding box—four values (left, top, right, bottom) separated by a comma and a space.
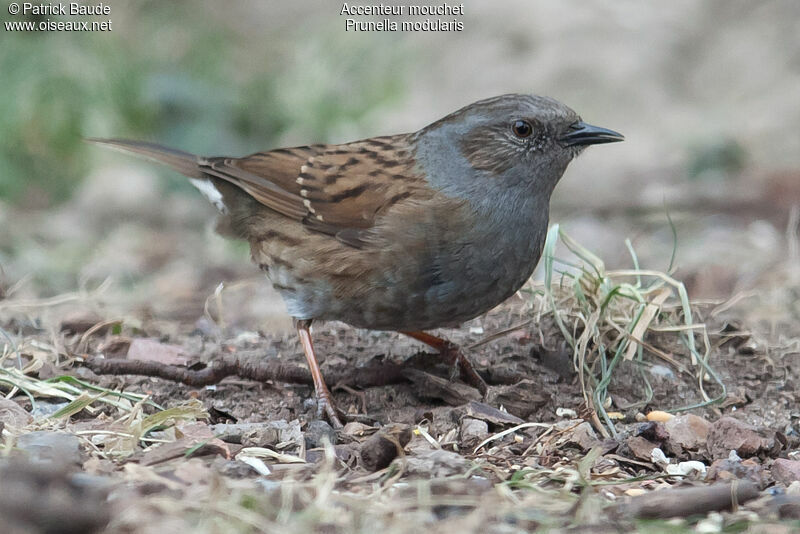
1, 194, 800, 533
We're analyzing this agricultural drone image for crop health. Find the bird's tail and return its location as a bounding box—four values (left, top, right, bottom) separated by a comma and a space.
86, 138, 205, 179
87, 138, 230, 213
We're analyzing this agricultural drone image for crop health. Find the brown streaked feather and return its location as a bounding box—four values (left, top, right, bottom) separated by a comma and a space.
89, 135, 427, 248
228, 134, 423, 230
200, 157, 309, 220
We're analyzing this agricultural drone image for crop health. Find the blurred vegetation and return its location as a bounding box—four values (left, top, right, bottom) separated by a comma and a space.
0, 3, 407, 207
686, 138, 747, 181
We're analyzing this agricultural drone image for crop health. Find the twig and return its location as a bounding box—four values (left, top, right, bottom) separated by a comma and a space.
468, 319, 533, 350
619, 481, 759, 519
84, 355, 409, 389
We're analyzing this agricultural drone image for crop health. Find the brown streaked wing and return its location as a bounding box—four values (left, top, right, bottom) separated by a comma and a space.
200, 135, 426, 245
200, 146, 323, 221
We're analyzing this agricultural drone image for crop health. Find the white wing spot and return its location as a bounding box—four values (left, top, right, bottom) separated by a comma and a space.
300, 189, 308, 198
296, 176, 304, 185
189, 178, 227, 213
300, 165, 309, 173
302, 199, 316, 213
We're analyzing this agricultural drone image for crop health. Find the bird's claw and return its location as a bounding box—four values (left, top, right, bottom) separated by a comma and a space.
315, 392, 344, 429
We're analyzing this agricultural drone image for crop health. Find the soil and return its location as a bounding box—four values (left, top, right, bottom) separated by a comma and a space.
1, 199, 799, 533
93, 300, 795, 437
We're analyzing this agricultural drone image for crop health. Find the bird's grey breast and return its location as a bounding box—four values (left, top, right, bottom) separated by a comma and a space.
384, 130, 552, 329
421, 189, 549, 325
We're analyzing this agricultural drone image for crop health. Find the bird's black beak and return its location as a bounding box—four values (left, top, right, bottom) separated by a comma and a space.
559, 121, 624, 146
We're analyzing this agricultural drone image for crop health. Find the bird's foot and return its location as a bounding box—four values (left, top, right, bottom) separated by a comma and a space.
314, 389, 344, 429
295, 319, 344, 430
402, 331, 489, 397
442, 344, 489, 397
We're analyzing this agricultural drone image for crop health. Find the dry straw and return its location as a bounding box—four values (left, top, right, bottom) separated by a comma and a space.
534, 223, 726, 437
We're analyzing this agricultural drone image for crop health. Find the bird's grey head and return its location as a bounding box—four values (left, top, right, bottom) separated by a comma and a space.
416, 94, 623, 204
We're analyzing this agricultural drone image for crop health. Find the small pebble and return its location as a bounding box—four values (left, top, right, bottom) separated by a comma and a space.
460, 417, 489, 446
31, 401, 71, 420
16, 431, 83, 467
305, 420, 337, 448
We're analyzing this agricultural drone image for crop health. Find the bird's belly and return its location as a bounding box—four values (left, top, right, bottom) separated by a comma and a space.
268, 235, 544, 332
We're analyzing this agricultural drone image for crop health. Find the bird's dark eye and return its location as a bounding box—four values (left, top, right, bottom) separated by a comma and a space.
512, 120, 533, 138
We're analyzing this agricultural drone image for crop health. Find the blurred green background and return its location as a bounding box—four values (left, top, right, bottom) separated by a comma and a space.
1, 0, 799, 327
0, 1, 410, 207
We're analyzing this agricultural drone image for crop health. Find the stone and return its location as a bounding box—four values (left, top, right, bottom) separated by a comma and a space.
459, 417, 489, 448
0, 399, 32, 428
127, 338, 188, 365
772, 459, 800, 486
707, 456, 768, 488
31, 401, 70, 420
664, 414, 711, 454
626, 436, 660, 462
211, 420, 302, 448
15, 431, 83, 467
707, 417, 776, 459
665, 460, 707, 478
485, 379, 548, 419
463, 401, 523, 426
304, 420, 336, 448
567, 421, 600, 451
403, 449, 471, 478
0, 460, 110, 533
360, 424, 412, 471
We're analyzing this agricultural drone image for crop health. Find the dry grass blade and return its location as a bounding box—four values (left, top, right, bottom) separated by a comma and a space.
238, 446, 306, 464
473, 422, 554, 453
538, 224, 726, 436
0, 361, 154, 414
131, 399, 208, 441
623, 288, 670, 361
49, 391, 103, 418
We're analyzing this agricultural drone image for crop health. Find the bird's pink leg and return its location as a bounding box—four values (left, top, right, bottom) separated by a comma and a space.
296, 319, 343, 429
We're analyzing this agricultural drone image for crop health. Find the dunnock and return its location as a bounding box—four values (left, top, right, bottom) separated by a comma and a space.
91, 94, 623, 427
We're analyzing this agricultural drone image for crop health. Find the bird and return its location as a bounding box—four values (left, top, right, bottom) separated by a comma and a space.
90, 94, 623, 428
